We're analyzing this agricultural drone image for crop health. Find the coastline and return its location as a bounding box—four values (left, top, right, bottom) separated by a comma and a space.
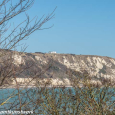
0, 84, 73, 89
0, 78, 114, 89
0, 84, 114, 89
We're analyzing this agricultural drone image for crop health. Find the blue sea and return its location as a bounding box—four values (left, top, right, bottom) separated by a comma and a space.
0, 87, 115, 114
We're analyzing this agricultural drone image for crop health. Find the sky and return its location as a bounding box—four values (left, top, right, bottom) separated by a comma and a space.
11, 0, 115, 58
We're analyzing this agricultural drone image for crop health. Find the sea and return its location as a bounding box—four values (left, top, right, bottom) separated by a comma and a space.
0, 87, 115, 114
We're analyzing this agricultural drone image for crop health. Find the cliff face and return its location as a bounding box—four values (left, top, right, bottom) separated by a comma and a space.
13, 52, 115, 79
1, 50, 115, 86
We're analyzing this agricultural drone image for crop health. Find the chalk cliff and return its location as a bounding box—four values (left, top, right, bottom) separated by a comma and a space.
0, 49, 115, 86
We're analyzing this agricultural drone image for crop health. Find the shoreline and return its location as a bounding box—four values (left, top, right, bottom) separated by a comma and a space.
0, 85, 73, 89
0, 84, 114, 89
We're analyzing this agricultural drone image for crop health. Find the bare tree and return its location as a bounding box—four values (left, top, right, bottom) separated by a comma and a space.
0, 0, 56, 113
0, 0, 55, 85
0, 0, 56, 50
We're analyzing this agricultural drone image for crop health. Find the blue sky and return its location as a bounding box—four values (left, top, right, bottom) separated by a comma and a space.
13, 0, 115, 58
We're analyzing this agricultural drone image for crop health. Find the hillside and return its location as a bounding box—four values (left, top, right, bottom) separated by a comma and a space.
0, 50, 115, 87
